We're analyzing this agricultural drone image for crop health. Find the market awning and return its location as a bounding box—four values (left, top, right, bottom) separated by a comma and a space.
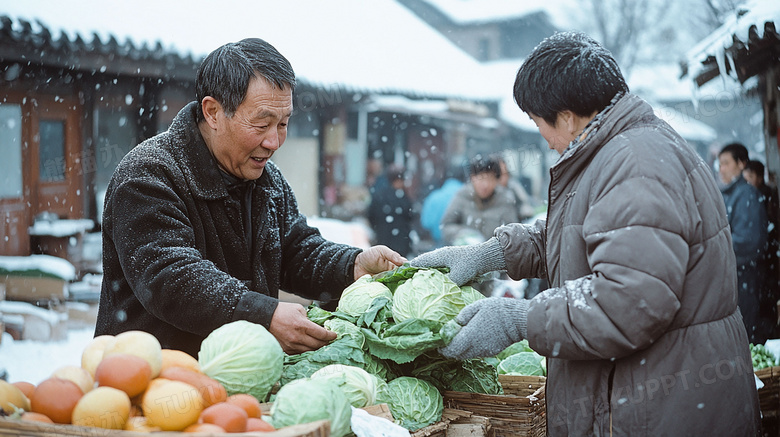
683, 0, 780, 87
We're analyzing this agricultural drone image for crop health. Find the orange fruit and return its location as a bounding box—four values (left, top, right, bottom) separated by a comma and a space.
199, 402, 248, 433
30, 378, 83, 424
21, 411, 53, 423
247, 417, 276, 432
184, 423, 226, 433
0, 380, 31, 413
95, 353, 152, 398
141, 378, 204, 431
160, 366, 226, 407
226, 393, 263, 418
124, 415, 161, 432
161, 349, 201, 373
11, 382, 35, 400
71, 386, 131, 429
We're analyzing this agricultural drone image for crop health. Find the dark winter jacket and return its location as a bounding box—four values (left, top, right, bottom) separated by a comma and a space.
721, 176, 769, 343
495, 93, 760, 436
367, 183, 413, 257
96, 102, 361, 357
720, 176, 767, 266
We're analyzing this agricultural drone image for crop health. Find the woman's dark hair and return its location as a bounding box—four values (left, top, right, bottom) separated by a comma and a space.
513, 32, 629, 126
195, 38, 296, 123
745, 160, 765, 180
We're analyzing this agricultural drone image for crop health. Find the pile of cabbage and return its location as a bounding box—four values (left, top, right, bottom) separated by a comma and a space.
280, 265, 503, 432
196, 266, 546, 435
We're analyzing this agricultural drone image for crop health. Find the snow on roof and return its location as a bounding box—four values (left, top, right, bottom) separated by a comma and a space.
685, 0, 780, 85
2, 0, 498, 101
419, 0, 574, 27
626, 62, 746, 103
0, 255, 77, 281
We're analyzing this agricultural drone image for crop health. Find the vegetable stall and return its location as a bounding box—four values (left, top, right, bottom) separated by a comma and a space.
0, 265, 548, 436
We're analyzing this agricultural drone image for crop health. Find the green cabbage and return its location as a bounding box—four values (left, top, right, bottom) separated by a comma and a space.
198, 320, 283, 402
270, 378, 352, 437
338, 275, 393, 317
497, 351, 546, 376
281, 336, 396, 385
378, 376, 443, 431
459, 285, 485, 306
310, 364, 387, 408
496, 339, 535, 361
410, 353, 502, 395
392, 269, 466, 324
325, 318, 366, 346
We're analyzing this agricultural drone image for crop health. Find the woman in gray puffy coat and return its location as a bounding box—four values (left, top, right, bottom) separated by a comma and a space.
413, 32, 759, 436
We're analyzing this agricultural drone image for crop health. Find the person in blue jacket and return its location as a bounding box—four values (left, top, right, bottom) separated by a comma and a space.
718, 142, 769, 343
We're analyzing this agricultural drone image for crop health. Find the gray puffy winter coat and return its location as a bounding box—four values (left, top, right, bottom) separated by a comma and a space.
495, 94, 760, 436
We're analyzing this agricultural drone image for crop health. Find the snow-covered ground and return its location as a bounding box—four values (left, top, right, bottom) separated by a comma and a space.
0, 327, 95, 385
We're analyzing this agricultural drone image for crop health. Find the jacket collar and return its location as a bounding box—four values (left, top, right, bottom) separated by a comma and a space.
550, 93, 652, 188
720, 174, 747, 194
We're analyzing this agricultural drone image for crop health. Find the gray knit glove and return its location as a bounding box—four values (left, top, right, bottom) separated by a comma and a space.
410, 237, 507, 286
439, 297, 529, 360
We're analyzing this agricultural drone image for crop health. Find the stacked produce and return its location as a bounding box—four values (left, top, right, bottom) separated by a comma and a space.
0, 328, 275, 433
278, 265, 540, 432
751, 343, 778, 370
0, 264, 551, 436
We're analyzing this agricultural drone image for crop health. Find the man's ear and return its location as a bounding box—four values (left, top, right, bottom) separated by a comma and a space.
201, 97, 221, 129
558, 110, 577, 134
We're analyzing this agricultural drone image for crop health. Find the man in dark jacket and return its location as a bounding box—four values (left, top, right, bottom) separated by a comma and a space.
413, 32, 759, 436
719, 143, 769, 343
96, 38, 404, 357
367, 164, 414, 257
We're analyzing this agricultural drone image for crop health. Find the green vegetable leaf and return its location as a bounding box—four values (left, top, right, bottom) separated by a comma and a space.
361, 318, 446, 364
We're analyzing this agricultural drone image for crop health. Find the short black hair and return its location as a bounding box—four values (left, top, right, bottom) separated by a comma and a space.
195, 38, 296, 123
745, 160, 765, 179
719, 142, 749, 165
468, 154, 501, 178
513, 32, 629, 126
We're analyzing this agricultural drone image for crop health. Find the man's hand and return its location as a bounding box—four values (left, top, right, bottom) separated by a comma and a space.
410, 237, 507, 286
269, 302, 337, 354
439, 297, 529, 360
354, 245, 406, 279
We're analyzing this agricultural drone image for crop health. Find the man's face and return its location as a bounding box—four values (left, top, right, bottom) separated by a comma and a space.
471, 172, 499, 200
718, 152, 744, 185
530, 113, 574, 154
208, 76, 293, 180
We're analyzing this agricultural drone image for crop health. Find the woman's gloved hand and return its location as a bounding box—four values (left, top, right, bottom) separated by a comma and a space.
439, 297, 529, 360
410, 237, 507, 286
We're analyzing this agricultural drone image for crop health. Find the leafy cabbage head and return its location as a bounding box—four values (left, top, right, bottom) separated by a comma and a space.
459, 285, 485, 306
324, 318, 365, 345
310, 364, 387, 408
378, 376, 443, 431
392, 269, 465, 324
270, 378, 353, 437
198, 320, 283, 402
338, 274, 393, 317
497, 351, 546, 376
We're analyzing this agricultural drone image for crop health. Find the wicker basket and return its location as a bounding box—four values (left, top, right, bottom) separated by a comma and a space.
756, 366, 780, 435
444, 375, 546, 437
0, 417, 331, 436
